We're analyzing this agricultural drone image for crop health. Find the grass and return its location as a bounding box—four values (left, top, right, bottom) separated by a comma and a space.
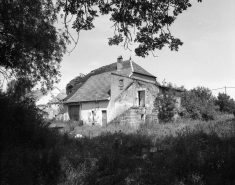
56, 116, 235, 185
2, 115, 235, 185
53, 114, 235, 139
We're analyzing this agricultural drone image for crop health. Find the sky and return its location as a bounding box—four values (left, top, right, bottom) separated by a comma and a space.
56, 0, 235, 99
1, 0, 234, 99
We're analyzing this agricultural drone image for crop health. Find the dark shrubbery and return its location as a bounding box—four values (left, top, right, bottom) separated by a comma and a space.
0, 92, 55, 150
0, 91, 61, 185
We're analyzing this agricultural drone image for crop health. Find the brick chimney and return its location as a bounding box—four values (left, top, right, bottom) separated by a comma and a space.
117, 55, 123, 71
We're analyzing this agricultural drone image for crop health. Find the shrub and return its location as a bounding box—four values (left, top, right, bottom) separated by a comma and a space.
155, 90, 177, 122
180, 87, 218, 121
215, 93, 235, 114
0, 90, 61, 185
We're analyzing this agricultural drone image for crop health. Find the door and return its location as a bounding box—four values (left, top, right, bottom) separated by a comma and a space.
102, 110, 107, 126
138, 90, 145, 107
68, 105, 80, 121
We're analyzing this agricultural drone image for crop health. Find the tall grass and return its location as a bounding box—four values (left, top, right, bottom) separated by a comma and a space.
57, 117, 235, 185
1, 94, 235, 185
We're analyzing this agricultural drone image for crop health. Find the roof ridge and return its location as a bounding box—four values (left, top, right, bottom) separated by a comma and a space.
130, 59, 134, 72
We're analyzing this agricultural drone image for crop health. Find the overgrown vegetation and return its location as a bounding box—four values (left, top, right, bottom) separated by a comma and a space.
1, 86, 235, 185
0, 90, 62, 185
155, 86, 234, 123
180, 87, 218, 121
2, 0, 234, 184
215, 93, 235, 115
155, 89, 177, 123
58, 120, 235, 185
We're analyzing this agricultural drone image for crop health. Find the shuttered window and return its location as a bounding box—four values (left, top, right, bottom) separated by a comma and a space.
119, 79, 124, 90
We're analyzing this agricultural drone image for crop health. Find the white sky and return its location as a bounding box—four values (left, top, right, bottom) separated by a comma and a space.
57, 0, 235, 99
1, 0, 235, 99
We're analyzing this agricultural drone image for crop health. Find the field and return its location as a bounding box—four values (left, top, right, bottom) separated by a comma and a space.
55, 114, 235, 185
2, 115, 235, 185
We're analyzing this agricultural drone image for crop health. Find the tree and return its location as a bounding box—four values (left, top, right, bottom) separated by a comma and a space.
155, 89, 177, 123
180, 87, 218, 121
216, 93, 235, 114
57, 0, 202, 57
0, 0, 67, 90
6, 78, 33, 101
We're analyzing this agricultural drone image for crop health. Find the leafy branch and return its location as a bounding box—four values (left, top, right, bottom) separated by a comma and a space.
58, 0, 202, 57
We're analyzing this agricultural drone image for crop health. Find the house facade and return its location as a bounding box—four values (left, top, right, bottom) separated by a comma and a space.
64, 56, 164, 126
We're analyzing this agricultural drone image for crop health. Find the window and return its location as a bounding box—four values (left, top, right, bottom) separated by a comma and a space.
119, 79, 124, 90
138, 90, 145, 107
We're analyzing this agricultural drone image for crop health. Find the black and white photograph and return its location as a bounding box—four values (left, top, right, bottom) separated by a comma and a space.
1, 0, 235, 184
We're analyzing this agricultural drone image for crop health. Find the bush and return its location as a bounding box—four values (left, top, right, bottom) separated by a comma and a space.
180, 87, 218, 121
215, 93, 235, 114
0, 91, 61, 185
155, 89, 177, 122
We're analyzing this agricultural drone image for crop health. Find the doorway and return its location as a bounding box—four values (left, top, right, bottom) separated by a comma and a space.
138, 90, 145, 107
68, 105, 80, 121
102, 110, 107, 126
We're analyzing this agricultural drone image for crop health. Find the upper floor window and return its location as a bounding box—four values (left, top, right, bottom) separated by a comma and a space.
119, 79, 124, 90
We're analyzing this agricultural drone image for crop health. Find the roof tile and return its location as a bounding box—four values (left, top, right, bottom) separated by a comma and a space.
64, 59, 156, 103
66, 72, 112, 103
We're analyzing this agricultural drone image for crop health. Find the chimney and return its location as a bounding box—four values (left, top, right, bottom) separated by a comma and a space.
117, 55, 123, 71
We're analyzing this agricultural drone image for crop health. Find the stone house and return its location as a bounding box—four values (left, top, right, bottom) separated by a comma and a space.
63, 56, 178, 127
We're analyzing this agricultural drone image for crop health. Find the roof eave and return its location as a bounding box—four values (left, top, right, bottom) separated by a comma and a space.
132, 71, 156, 78
64, 98, 109, 104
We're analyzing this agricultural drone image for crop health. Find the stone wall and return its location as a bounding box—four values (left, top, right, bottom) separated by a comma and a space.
108, 106, 159, 129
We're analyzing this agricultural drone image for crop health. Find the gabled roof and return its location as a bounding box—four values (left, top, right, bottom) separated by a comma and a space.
64, 59, 156, 103
64, 60, 132, 101
131, 61, 156, 78
66, 72, 112, 103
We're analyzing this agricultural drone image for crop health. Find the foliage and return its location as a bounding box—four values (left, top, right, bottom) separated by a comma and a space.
57, 0, 202, 57
155, 88, 177, 123
1, 94, 235, 185
0, 90, 62, 184
215, 93, 235, 114
66, 73, 86, 94
7, 78, 34, 101
0, 0, 67, 90
0, 92, 51, 150
58, 119, 235, 185
180, 87, 218, 121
